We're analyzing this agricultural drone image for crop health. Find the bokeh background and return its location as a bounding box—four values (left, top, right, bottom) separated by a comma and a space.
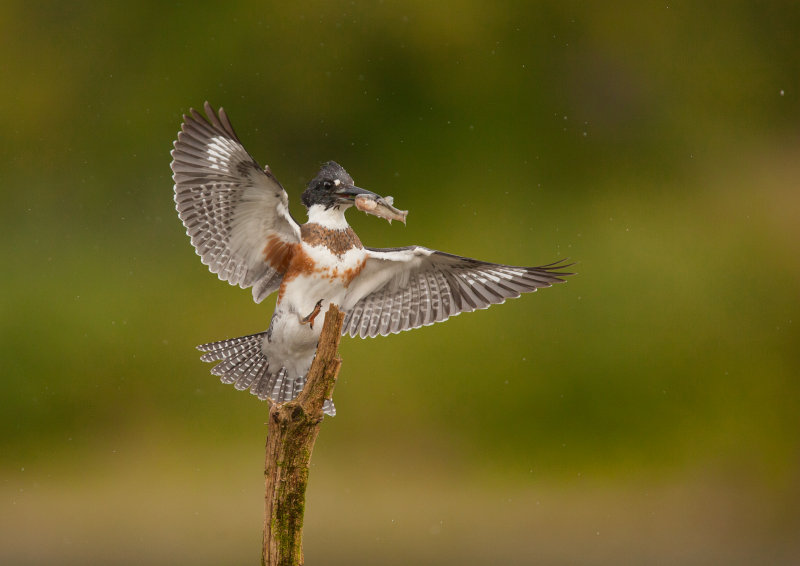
2, 2, 799, 565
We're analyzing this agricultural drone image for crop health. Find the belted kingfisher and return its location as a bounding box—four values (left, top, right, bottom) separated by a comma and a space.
172, 102, 573, 416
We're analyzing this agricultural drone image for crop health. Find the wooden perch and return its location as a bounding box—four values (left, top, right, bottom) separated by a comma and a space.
262, 304, 345, 566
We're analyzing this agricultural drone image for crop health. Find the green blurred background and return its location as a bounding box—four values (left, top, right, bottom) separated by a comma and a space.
2, 2, 799, 564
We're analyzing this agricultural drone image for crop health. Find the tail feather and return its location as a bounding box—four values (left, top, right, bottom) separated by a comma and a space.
196, 333, 336, 416
198, 332, 263, 362
271, 368, 293, 403
251, 365, 274, 399
209, 342, 260, 381
234, 355, 266, 390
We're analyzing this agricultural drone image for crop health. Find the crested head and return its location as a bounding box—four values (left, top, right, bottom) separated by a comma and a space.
301, 161, 355, 209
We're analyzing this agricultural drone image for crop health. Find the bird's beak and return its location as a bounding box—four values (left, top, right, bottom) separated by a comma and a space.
334, 184, 379, 203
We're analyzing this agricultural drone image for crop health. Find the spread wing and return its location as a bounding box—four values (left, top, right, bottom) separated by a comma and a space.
171, 102, 301, 303
341, 247, 573, 338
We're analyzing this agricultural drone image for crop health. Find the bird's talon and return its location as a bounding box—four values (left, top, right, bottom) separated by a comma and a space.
300, 299, 325, 330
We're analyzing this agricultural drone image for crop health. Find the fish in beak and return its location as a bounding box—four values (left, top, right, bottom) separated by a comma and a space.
354, 193, 408, 224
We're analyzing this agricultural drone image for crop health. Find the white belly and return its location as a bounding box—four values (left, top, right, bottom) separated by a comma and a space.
262, 243, 367, 377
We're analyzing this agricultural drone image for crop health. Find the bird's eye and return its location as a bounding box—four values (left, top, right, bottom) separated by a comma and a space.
323, 181, 332, 189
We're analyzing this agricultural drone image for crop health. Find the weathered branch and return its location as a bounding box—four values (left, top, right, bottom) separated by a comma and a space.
262, 305, 345, 566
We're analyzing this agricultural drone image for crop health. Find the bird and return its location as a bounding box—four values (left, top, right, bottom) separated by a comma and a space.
171, 102, 573, 416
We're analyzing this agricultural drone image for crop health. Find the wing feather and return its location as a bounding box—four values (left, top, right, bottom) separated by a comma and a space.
171, 102, 301, 303
342, 247, 573, 338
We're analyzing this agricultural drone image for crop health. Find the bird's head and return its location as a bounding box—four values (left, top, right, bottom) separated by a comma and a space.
302, 161, 408, 225
301, 161, 376, 210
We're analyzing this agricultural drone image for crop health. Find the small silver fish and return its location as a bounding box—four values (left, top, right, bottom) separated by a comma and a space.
355, 194, 408, 224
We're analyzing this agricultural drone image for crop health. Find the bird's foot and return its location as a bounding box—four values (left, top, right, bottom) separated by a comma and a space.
300, 299, 325, 330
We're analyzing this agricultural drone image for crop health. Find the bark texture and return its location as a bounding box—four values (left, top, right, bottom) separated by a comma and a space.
262, 305, 345, 566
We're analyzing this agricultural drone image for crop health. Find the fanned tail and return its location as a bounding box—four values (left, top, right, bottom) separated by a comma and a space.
196, 333, 336, 416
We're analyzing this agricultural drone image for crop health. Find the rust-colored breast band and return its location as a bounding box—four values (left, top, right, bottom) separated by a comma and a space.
300, 223, 363, 257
